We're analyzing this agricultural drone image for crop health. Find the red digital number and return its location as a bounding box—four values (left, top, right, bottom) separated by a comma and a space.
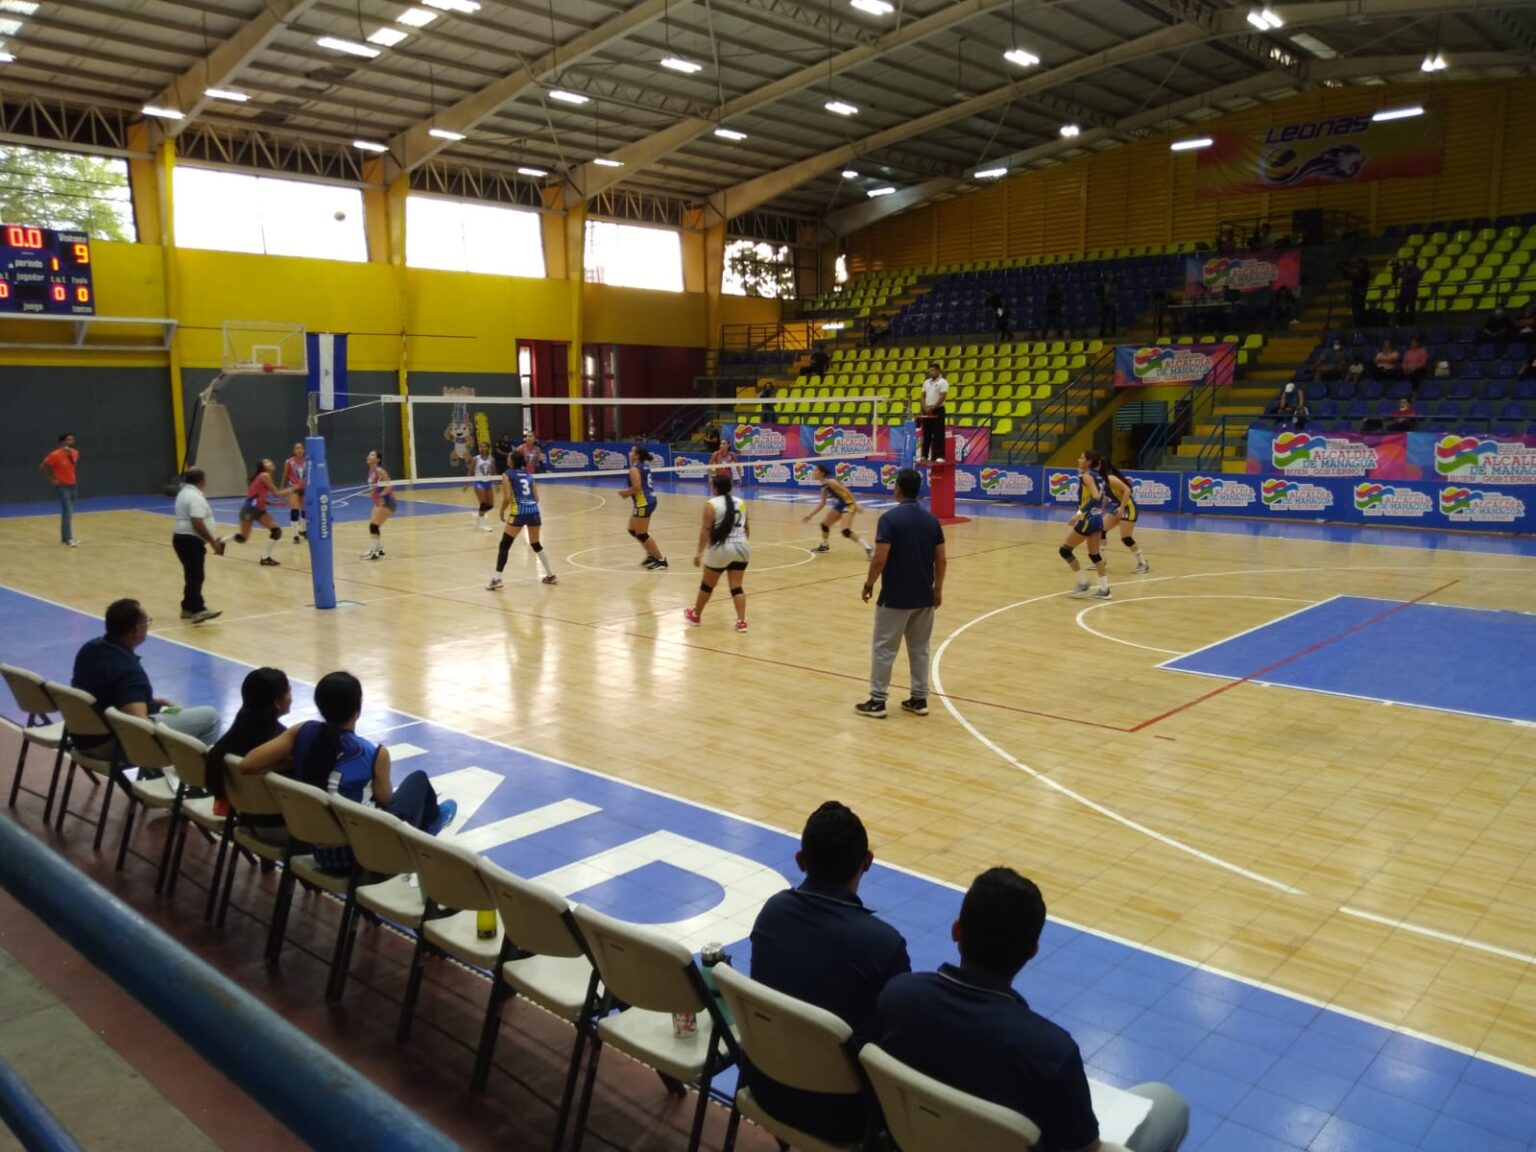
52, 285, 66, 302
5, 225, 43, 248
76, 287, 90, 303
73, 243, 90, 264
0, 283, 9, 299
50, 258, 58, 271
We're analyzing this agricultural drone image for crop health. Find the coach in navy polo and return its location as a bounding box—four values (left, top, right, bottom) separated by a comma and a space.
873, 867, 1190, 1152
747, 801, 910, 1141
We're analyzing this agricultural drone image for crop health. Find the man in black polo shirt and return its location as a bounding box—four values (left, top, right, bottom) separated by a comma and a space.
72, 598, 222, 754
857, 468, 945, 719
748, 801, 910, 1141
873, 867, 1189, 1152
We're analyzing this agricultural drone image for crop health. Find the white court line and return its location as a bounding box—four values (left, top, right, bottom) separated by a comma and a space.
563, 541, 816, 576
1165, 673, 1536, 727
1073, 594, 1319, 657
1341, 907, 1536, 966
390, 743, 427, 761
1153, 593, 1344, 671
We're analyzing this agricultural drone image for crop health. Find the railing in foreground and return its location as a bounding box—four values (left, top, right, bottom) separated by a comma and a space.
0, 818, 456, 1152
0, 1054, 81, 1152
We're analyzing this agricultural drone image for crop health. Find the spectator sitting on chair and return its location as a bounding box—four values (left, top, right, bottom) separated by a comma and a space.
747, 800, 910, 1141
206, 666, 292, 825
802, 344, 830, 379
1314, 340, 1350, 382
872, 867, 1190, 1152
1373, 338, 1401, 381
72, 598, 223, 758
1275, 381, 1308, 427
1481, 306, 1515, 355
1401, 336, 1430, 388
1386, 397, 1419, 432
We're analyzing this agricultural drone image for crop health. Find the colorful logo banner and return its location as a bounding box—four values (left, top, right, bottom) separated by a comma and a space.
1429, 435, 1536, 484
1249, 429, 1411, 479
1114, 344, 1236, 389
1194, 107, 1445, 199
544, 441, 666, 472
1184, 250, 1300, 296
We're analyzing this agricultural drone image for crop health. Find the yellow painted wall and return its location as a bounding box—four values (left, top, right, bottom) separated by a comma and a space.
847, 77, 1536, 274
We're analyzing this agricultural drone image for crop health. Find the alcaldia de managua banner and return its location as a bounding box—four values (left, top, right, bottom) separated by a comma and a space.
1195, 106, 1445, 199
1114, 344, 1236, 389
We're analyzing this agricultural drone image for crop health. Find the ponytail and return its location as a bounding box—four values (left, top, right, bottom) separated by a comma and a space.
297, 672, 363, 789
708, 474, 734, 547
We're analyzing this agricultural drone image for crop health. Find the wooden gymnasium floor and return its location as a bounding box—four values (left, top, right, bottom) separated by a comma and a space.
1, 476, 1534, 1150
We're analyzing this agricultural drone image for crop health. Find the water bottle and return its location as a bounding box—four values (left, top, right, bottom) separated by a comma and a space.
476, 908, 497, 939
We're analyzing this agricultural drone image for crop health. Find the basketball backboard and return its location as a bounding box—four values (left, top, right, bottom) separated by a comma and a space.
221, 320, 308, 375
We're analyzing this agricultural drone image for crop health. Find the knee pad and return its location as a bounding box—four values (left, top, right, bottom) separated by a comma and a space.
369, 524, 380, 537
289, 509, 299, 522
479, 501, 492, 514
234, 533, 247, 544
634, 532, 649, 544
531, 541, 543, 553
628, 528, 640, 540
699, 582, 714, 594
1058, 544, 1075, 562
1088, 552, 1103, 565
268, 527, 281, 541
1121, 535, 1136, 548
841, 528, 853, 539
730, 586, 744, 597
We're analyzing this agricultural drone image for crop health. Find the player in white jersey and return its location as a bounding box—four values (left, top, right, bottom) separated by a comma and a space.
684, 474, 749, 632
470, 441, 497, 531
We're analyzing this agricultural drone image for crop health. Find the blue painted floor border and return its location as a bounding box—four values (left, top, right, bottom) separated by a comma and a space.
2, 586, 1533, 1150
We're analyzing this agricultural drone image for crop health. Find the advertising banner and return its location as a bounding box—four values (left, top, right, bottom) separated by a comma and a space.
724, 423, 806, 459
1249, 430, 1536, 484
544, 441, 657, 473
1114, 344, 1236, 388
953, 465, 1036, 501
1184, 250, 1300, 296
1188, 474, 1534, 531
1413, 433, 1536, 485
1194, 106, 1446, 199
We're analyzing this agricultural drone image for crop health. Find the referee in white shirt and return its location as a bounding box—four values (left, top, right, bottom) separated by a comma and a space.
173, 468, 224, 623
918, 363, 950, 463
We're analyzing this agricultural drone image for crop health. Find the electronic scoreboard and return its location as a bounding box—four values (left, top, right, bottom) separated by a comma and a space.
0, 224, 95, 315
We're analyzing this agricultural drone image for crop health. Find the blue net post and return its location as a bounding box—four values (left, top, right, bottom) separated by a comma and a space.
304, 435, 337, 610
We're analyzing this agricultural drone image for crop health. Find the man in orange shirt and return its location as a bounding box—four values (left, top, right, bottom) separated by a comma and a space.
39, 432, 80, 547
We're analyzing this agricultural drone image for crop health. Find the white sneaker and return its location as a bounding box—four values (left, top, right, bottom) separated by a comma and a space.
479, 522, 493, 532
64, 539, 79, 548
1069, 584, 1090, 596
360, 547, 383, 560
935, 457, 946, 464
1135, 559, 1150, 573
863, 543, 874, 559
487, 576, 503, 590
1092, 587, 1112, 598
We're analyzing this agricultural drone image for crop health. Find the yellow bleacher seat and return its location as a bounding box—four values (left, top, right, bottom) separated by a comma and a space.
994, 418, 1013, 436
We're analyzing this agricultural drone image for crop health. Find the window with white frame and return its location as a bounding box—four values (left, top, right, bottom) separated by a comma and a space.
584, 220, 683, 291
722, 239, 796, 298
405, 195, 546, 277
173, 166, 367, 262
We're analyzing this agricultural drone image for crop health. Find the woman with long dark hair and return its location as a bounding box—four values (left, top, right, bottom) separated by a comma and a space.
361, 449, 395, 560
233, 458, 291, 566
206, 667, 292, 824
684, 474, 749, 632
240, 672, 456, 874
1059, 450, 1111, 599
1099, 458, 1150, 574
618, 446, 667, 570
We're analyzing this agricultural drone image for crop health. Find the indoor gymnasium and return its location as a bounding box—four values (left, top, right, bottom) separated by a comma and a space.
0, 2, 1534, 1151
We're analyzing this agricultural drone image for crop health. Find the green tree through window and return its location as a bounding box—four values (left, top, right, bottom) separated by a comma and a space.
0, 145, 135, 241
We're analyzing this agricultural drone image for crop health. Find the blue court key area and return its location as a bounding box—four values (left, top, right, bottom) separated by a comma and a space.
1161, 596, 1536, 724
4, 587, 1536, 1151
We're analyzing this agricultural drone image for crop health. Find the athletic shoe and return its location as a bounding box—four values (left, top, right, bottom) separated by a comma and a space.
934, 457, 946, 464
900, 698, 929, 716
426, 799, 458, 838
360, 547, 383, 560
854, 698, 887, 719
651, 558, 669, 570
180, 610, 198, 620
260, 557, 280, 567
294, 531, 306, 543
479, 523, 494, 533
1092, 587, 1112, 599
487, 576, 503, 591
812, 543, 831, 553
1135, 559, 1150, 573
642, 557, 660, 568
683, 608, 702, 625
541, 574, 557, 585
191, 609, 222, 624
1069, 584, 1090, 596
863, 543, 875, 559
64, 539, 80, 548
734, 619, 748, 633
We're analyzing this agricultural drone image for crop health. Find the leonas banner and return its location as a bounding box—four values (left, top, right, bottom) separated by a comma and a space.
1184, 250, 1300, 296
1113, 344, 1236, 388
1194, 106, 1445, 199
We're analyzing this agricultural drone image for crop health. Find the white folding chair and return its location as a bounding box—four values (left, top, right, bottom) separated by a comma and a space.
1, 664, 67, 820
859, 1043, 1039, 1152
45, 681, 123, 850
711, 964, 866, 1152
154, 725, 227, 916
329, 794, 428, 1002
103, 707, 179, 886
266, 774, 355, 992
569, 904, 740, 1152
474, 858, 601, 1142
215, 753, 295, 964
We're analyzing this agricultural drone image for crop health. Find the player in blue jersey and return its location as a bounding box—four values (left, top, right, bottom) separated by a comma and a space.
802, 462, 874, 557
619, 446, 667, 570
487, 449, 557, 590
1101, 460, 1150, 574
1059, 450, 1111, 599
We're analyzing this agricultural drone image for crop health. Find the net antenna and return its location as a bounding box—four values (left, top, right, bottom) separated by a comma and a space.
182, 320, 308, 497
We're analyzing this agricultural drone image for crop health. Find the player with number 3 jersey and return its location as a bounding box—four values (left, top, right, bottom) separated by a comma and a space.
488, 449, 556, 589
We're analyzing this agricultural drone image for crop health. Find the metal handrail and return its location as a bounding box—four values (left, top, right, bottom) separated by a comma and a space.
1194, 414, 1248, 472
718, 322, 823, 352
1137, 379, 1223, 469
0, 1056, 81, 1152
1005, 346, 1115, 465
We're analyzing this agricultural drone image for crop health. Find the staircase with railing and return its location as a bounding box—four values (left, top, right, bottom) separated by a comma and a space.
1004, 346, 1117, 465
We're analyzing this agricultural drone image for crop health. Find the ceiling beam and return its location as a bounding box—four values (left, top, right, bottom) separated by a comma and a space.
145, 0, 322, 141
710, 0, 1536, 220
564, 0, 1017, 200
386, 0, 680, 175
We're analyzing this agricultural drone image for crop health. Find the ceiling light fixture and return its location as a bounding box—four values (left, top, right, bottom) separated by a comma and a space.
849, 0, 895, 14
549, 89, 589, 105
1421, 51, 1447, 72
1246, 7, 1283, 30
353, 139, 389, 153
1371, 105, 1423, 122
825, 100, 858, 116
397, 6, 440, 26
0, 1, 38, 14
1170, 136, 1214, 151
593, 157, 624, 167
841, 169, 858, 178
517, 166, 549, 177
714, 127, 747, 141
660, 56, 703, 73
1059, 123, 1080, 138
1003, 48, 1039, 68
368, 27, 409, 46
974, 167, 1008, 179
866, 186, 896, 197
204, 88, 249, 102
141, 105, 184, 120
317, 36, 381, 58
428, 127, 466, 140
422, 0, 481, 11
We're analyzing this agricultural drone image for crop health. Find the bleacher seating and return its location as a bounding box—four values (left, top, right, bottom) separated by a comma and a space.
1374, 222, 1536, 315
800, 269, 919, 317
